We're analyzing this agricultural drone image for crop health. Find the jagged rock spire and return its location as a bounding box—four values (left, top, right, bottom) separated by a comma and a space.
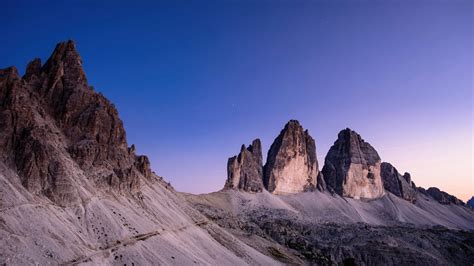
0, 40, 153, 204
42, 40, 88, 89
322, 128, 384, 199
224, 139, 264, 192
380, 162, 417, 203
263, 120, 319, 194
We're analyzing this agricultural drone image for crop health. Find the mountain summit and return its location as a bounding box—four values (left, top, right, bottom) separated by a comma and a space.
263, 120, 320, 194
322, 128, 384, 199
224, 139, 264, 192
0, 40, 149, 205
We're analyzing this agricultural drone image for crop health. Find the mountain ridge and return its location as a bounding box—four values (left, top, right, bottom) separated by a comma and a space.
1, 40, 472, 265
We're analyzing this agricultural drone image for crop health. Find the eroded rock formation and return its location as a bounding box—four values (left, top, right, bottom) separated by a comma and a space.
263, 120, 319, 194
224, 139, 264, 192
380, 162, 417, 203
418, 187, 465, 205
322, 128, 384, 199
0, 40, 152, 205
467, 197, 474, 208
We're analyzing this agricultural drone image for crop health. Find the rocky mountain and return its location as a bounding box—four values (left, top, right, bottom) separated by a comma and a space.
1, 41, 473, 265
0, 41, 281, 265
381, 162, 417, 203
263, 120, 320, 194
468, 197, 474, 208
418, 187, 465, 205
224, 139, 264, 192
0, 41, 147, 206
322, 128, 384, 199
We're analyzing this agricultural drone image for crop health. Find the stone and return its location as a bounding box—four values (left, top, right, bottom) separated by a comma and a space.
421, 187, 465, 205
316, 172, 326, 192
23, 58, 42, 81
224, 139, 264, 192
322, 128, 384, 199
467, 197, 474, 208
0, 40, 153, 204
380, 162, 417, 203
263, 120, 319, 194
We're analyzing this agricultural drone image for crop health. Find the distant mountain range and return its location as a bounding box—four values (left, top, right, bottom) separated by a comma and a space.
0, 41, 472, 265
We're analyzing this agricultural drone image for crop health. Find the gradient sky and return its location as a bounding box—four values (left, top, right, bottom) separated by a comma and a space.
2, 0, 472, 201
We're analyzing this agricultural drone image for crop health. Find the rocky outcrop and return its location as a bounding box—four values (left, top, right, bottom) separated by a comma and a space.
0, 40, 152, 204
263, 120, 319, 194
322, 128, 384, 199
380, 162, 417, 203
418, 187, 465, 205
224, 139, 264, 192
467, 197, 474, 208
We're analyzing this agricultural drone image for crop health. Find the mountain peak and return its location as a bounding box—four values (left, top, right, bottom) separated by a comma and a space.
225, 138, 264, 192
322, 128, 384, 199
0, 41, 151, 205
264, 121, 319, 194
41, 40, 88, 91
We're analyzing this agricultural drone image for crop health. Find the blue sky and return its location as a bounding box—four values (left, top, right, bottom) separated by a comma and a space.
2, 0, 472, 200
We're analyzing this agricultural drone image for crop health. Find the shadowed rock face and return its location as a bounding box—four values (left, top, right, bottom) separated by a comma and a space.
419, 187, 465, 205
380, 162, 417, 203
322, 128, 384, 199
263, 120, 319, 194
224, 139, 264, 192
0, 41, 151, 204
467, 197, 474, 208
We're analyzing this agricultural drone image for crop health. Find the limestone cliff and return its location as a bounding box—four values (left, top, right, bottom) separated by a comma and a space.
322, 128, 384, 199
263, 120, 319, 194
224, 139, 264, 192
380, 162, 417, 203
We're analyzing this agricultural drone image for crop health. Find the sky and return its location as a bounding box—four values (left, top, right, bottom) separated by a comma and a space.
2, 0, 472, 201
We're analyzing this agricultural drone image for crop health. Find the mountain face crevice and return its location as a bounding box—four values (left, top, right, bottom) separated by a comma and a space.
0, 40, 151, 205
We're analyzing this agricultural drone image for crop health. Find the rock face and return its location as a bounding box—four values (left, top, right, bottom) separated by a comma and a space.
263, 120, 319, 194
224, 139, 264, 192
380, 162, 417, 203
467, 197, 474, 208
322, 128, 384, 199
0, 40, 151, 205
419, 187, 465, 205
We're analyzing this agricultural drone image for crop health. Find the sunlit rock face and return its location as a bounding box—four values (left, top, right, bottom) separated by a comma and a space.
224, 139, 264, 192
322, 128, 384, 199
381, 162, 417, 203
263, 120, 319, 194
